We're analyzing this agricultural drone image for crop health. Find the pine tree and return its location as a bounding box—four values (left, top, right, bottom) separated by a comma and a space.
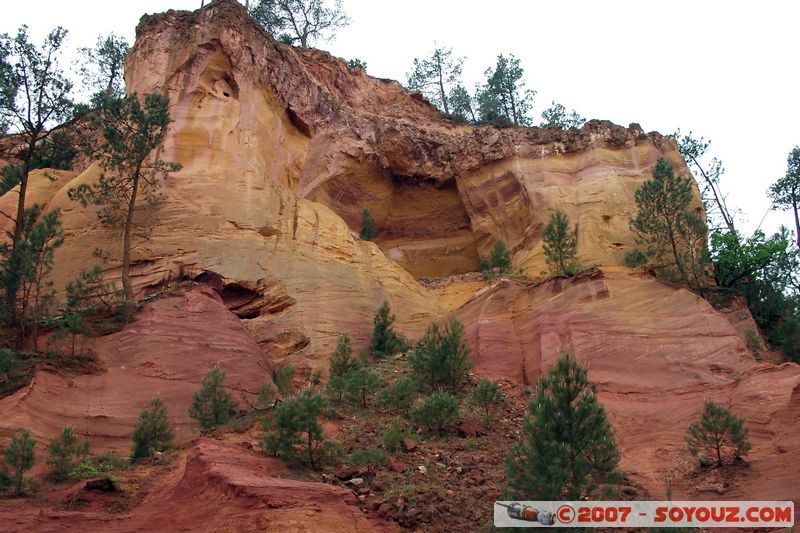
469, 378, 505, 420
250, 0, 350, 48
408, 318, 471, 392
260, 387, 327, 469
329, 334, 357, 377
272, 364, 296, 396
630, 158, 707, 288
490, 239, 513, 273
359, 208, 377, 241
369, 301, 407, 358
542, 210, 579, 276
406, 46, 464, 115
410, 392, 459, 435
0, 27, 73, 326
2, 430, 35, 495
68, 92, 181, 304
78, 33, 130, 100
131, 397, 174, 460
476, 54, 535, 126
189, 367, 234, 432
505, 351, 620, 499
685, 401, 750, 467
47, 426, 89, 481
344, 367, 381, 407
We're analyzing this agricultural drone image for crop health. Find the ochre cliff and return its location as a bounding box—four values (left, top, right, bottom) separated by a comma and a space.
0, 0, 797, 526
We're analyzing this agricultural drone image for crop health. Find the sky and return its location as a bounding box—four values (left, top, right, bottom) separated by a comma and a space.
3, 0, 799, 237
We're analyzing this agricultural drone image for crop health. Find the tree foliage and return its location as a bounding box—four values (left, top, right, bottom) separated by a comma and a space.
329, 334, 357, 377
768, 146, 800, 249
469, 378, 505, 420
675, 130, 734, 231
369, 301, 407, 358
406, 46, 464, 116
47, 426, 89, 481
542, 210, 579, 276
272, 364, 296, 396
189, 367, 234, 432
358, 208, 377, 240
476, 54, 535, 126
505, 351, 620, 500
410, 392, 459, 435
685, 401, 750, 467
2, 430, 35, 495
68, 92, 181, 303
540, 101, 585, 129
344, 367, 380, 407
481, 239, 513, 279
78, 33, 130, 101
250, 0, 350, 48
260, 387, 328, 468
408, 318, 471, 392
377, 377, 418, 414
132, 397, 174, 460
630, 158, 707, 289
0, 26, 73, 326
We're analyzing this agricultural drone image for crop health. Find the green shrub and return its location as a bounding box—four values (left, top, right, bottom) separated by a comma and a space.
686, 401, 750, 467
408, 318, 471, 392
260, 387, 330, 469
480, 239, 513, 279
272, 364, 296, 396
348, 447, 387, 476
189, 367, 234, 432
330, 334, 357, 377
132, 397, 174, 460
0, 348, 21, 394
623, 249, 648, 268
468, 378, 505, 420
382, 418, 416, 454
47, 426, 89, 481
325, 374, 347, 403
377, 377, 418, 413
2, 430, 36, 496
743, 328, 762, 361
344, 368, 381, 407
410, 392, 459, 435
255, 382, 277, 410
359, 208, 378, 240
543, 210, 579, 276
505, 351, 621, 500
369, 301, 409, 358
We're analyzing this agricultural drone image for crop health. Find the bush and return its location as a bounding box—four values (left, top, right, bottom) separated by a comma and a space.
623, 249, 647, 268
255, 382, 277, 410
685, 401, 750, 467
369, 301, 409, 358
189, 367, 234, 432
0, 348, 21, 394
348, 447, 387, 476
382, 418, 416, 454
2, 430, 36, 496
47, 426, 89, 481
272, 364, 296, 397
324, 374, 347, 403
260, 387, 330, 469
408, 318, 471, 392
377, 377, 418, 413
359, 208, 377, 240
505, 351, 621, 499
468, 378, 505, 420
480, 239, 513, 279
132, 397, 174, 460
344, 368, 381, 407
744, 328, 762, 362
330, 334, 357, 377
410, 392, 459, 435
542, 210, 579, 276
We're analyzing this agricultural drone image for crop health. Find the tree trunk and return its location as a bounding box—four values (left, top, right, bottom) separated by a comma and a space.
6, 139, 37, 329
122, 170, 141, 304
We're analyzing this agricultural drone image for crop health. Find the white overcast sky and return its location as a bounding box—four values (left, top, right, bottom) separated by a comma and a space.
4, 0, 799, 237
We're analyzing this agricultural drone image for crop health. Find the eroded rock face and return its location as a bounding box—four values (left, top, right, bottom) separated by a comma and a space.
0, 288, 271, 450
26, 0, 698, 372
0, 438, 391, 532
457, 269, 800, 503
